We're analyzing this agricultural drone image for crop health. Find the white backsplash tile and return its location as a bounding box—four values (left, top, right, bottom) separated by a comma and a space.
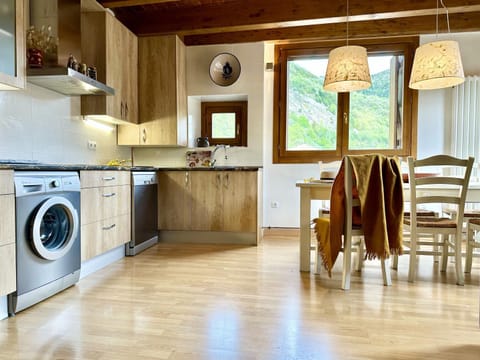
0, 84, 130, 164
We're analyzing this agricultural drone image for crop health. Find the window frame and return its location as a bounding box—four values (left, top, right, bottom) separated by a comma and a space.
272, 37, 419, 164
201, 101, 248, 146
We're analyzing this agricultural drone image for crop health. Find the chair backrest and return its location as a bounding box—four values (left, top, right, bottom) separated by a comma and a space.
407, 154, 475, 226
343, 156, 361, 234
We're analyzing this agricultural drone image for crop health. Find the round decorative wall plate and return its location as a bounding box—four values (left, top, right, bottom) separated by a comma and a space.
209, 53, 241, 86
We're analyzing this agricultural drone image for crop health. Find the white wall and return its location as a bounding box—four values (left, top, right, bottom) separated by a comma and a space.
0, 84, 130, 163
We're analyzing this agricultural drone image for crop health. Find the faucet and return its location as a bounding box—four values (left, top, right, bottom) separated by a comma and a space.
210, 145, 230, 167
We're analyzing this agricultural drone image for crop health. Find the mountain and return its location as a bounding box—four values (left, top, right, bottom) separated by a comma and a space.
287, 62, 393, 150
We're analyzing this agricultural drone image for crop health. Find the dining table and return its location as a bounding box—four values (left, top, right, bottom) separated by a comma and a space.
296, 180, 480, 272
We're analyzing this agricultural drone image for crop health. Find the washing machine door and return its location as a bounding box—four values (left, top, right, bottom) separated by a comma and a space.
30, 196, 79, 261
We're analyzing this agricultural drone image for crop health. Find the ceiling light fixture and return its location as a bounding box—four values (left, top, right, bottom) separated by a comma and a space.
409, 0, 464, 90
323, 0, 371, 92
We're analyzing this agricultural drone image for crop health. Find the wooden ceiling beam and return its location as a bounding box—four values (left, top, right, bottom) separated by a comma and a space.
182, 11, 480, 45
99, 0, 179, 7
112, 0, 480, 36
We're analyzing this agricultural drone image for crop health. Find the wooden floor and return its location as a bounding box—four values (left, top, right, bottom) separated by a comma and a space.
1, 229, 480, 360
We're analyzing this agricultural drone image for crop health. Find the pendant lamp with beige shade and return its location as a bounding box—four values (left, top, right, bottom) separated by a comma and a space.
409, 0, 465, 90
323, 0, 371, 93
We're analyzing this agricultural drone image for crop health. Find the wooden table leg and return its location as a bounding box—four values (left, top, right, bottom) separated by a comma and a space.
299, 187, 311, 272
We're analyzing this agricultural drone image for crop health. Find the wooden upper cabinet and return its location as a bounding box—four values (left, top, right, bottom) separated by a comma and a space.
81, 11, 138, 124
118, 35, 187, 146
0, 0, 25, 90
123, 23, 138, 124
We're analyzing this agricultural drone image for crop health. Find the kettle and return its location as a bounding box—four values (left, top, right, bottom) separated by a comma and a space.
196, 137, 210, 147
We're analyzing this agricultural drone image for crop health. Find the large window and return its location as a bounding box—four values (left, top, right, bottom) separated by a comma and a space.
273, 38, 418, 163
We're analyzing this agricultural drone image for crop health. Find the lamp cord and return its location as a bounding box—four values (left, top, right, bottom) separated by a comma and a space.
346, 0, 349, 46
437, 0, 451, 37
441, 0, 451, 33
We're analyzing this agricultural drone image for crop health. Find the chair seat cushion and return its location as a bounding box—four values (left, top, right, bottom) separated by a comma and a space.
468, 218, 480, 226
443, 207, 480, 218
462, 211, 480, 218
404, 217, 457, 228
403, 210, 436, 217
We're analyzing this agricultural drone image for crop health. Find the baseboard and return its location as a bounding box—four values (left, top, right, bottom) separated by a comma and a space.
263, 227, 300, 236
80, 245, 125, 279
159, 230, 258, 245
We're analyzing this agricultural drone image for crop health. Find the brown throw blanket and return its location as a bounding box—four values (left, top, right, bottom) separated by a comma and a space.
314, 155, 404, 276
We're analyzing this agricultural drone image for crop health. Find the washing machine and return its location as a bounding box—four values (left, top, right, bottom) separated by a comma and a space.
8, 171, 81, 315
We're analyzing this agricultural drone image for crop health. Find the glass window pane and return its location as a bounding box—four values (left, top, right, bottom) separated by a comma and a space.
348, 55, 404, 150
212, 113, 236, 138
0, 0, 16, 76
286, 57, 337, 151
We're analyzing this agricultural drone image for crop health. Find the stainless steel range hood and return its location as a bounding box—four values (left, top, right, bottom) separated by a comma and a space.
27, 0, 114, 96
27, 66, 114, 96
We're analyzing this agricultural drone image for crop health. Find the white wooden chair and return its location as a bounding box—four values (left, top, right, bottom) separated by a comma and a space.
316, 156, 391, 289
465, 218, 480, 273
403, 155, 474, 285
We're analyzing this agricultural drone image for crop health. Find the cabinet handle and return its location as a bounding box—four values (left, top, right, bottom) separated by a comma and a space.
216, 173, 221, 189
185, 171, 189, 186
103, 176, 116, 181
224, 173, 229, 189
102, 192, 116, 197
121, 101, 124, 119
142, 128, 147, 143
125, 102, 128, 119
102, 224, 116, 230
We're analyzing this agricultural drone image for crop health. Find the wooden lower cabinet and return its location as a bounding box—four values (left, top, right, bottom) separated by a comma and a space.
222, 171, 258, 232
0, 244, 15, 296
80, 171, 131, 261
190, 171, 223, 231
158, 171, 190, 230
0, 170, 15, 296
158, 169, 261, 243
81, 214, 130, 261
81, 185, 131, 224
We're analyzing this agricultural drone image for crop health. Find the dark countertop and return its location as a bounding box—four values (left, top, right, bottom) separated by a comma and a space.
0, 162, 157, 171
0, 161, 260, 172
157, 166, 262, 171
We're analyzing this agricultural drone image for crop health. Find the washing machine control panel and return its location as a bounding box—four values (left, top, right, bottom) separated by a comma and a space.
50, 179, 61, 188
14, 172, 81, 197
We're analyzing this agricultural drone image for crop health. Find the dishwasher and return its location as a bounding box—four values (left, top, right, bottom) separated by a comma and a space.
126, 171, 158, 256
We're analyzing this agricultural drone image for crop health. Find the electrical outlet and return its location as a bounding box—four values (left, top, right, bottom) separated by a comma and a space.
271, 201, 279, 208
87, 140, 97, 150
